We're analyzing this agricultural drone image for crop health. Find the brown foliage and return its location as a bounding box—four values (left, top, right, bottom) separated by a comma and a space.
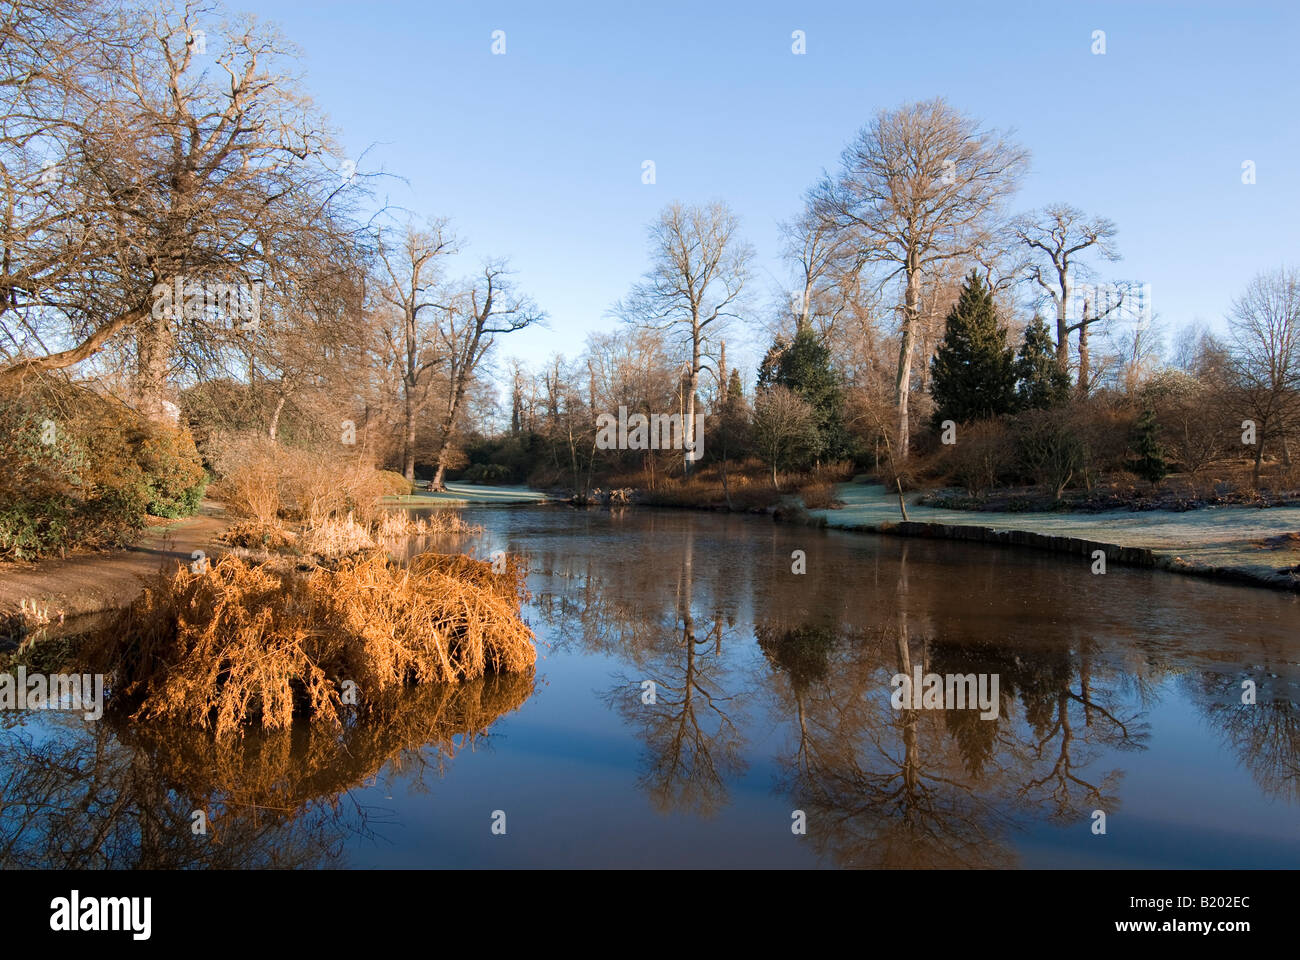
207, 431, 388, 525
798, 480, 843, 510
80, 550, 535, 736
219, 518, 298, 550
939, 419, 1014, 497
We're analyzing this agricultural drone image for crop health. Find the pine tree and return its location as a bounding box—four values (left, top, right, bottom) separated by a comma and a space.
1015, 315, 1072, 410
725, 368, 744, 404
929, 270, 1016, 426
1129, 404, 1168, 484
757, 326, 849, 461
715, 369, 751, 508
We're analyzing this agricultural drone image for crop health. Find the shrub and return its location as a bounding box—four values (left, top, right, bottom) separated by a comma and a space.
378, 470, 413, 497
798, 480, 842, 510
219, 519, 298, 550
1128, 404, 1170, 485
129, 423, 208, 518
0, 377, 151, 559
459, 462, 512, 483
1015, 407, 1087, 500
940, 418, 1013, 497
207, 431, 389, 525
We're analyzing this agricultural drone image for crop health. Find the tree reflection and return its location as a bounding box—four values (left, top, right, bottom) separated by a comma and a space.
757, 611, 1151, 866
1183, 671, 1300, 803
547, 525, 747, 817
0, 672, 533, 868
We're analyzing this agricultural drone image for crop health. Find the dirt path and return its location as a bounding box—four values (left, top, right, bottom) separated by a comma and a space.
0, 499, 233, 621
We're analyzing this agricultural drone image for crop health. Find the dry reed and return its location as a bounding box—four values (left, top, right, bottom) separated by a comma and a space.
374, 509, 484, 540
80, 549, 536, 736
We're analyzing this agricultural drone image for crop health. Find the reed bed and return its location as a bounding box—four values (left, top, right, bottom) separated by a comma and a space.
219, 518, 299, 550
80, 549, 535, 736
375, 509, 484, 540
299, 514, 376, 558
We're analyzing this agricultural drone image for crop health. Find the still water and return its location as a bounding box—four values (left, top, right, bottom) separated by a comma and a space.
3, 505, 1297, 868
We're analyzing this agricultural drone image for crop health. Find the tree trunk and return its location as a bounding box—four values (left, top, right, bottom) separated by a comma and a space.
1055, 274, 1071, 377
1071, 297, 1092, 390
268, 394, 287, 441
1077, 319, 1091, 397
135, 312, 174, 422
403, 384, 417, 483
430, 382, 470, 490
685, 341, 700, 475
895, 258, 919, 460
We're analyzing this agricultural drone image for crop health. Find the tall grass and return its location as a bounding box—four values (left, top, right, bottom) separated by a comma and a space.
80, 549, 536, 736
208, 432, 388, 525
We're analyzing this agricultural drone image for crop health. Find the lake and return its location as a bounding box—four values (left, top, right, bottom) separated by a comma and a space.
2, 504, 1297, 868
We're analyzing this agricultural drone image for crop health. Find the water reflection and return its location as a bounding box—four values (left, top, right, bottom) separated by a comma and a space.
1184, 672, 1300, 803
4, 506, 1297, 868
0, 673, 532, 868
526, 510, 1298, 868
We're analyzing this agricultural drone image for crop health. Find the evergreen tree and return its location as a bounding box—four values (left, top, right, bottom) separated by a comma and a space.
1129, 404, 1168, 484
714, 369, 751, 508
929, 270, 1016, 425
1015, 315, 1072, 410
757, 325, 849, 461
725, 368, 744, 404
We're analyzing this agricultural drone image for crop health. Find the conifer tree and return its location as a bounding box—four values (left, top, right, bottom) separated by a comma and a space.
1015, 315, 1072, 410
1129, 404, 1168, 484
758, 326, 849, 460
929, 270, 1016, 425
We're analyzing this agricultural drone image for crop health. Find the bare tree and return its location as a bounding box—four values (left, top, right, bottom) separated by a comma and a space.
0, 2, 357, 422
615, 201, 753, 474
1228, 267, 1300, 483
375, 220, 455, 481
779, 206, 853, 336
751, 385, 818, 489
427, 261, 543, 490
1011, 204, 1121, 387
813, 98, 1027, 459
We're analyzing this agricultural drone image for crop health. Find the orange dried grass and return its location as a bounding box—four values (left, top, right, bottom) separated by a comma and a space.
374, 509, 484, 540
80, 549, 535, 736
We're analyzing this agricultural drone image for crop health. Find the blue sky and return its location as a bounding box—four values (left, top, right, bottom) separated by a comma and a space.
251, 0, 1298, 380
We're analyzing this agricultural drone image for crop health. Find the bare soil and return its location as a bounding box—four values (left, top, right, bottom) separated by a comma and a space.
0, 499, 233, 622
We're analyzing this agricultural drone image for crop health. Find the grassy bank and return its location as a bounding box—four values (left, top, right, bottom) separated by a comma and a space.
810, 482, 1300, 592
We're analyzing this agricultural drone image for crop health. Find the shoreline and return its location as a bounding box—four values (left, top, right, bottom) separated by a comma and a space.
804, 483, 1300, 594
7, 480, 1298, 635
